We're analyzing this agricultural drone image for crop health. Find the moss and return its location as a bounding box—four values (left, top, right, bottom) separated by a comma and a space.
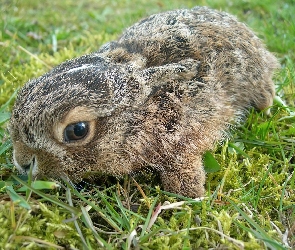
0, 201, 87, 249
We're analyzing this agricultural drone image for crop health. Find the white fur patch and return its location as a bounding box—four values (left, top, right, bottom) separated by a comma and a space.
67, 64, 97, 73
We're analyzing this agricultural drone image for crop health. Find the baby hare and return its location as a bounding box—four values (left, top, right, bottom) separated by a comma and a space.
9, 6, 278, 197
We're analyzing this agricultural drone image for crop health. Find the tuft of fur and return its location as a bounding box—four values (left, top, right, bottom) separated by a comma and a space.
9, 6, 279, 198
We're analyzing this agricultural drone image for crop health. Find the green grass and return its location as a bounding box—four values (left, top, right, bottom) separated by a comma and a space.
0, 0, 294, 249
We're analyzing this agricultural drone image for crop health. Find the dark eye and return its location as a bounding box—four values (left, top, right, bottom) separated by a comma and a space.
64, 122, 89, 143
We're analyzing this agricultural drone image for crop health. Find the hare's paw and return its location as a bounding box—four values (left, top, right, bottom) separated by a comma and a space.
160, 164, 205, 198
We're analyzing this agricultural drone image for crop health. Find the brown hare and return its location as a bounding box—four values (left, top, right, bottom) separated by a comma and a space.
9, 6, 279, 197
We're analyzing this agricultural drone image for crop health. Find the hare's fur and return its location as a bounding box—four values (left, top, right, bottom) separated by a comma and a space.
10, 6, 278, 197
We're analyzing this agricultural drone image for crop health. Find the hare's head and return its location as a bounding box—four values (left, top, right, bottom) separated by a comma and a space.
10, 53, 137, 180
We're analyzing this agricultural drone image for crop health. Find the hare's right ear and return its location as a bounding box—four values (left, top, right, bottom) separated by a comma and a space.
132, 59, 200, 105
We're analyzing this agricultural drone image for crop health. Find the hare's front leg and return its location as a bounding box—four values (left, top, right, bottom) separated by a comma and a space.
160, 157, 205, 198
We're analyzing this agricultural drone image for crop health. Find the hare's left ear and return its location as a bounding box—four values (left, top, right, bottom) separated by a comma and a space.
132, 59, 200, 105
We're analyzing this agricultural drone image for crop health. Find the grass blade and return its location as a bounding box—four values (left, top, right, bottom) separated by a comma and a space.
12, 175, 79, 214
6, 185, 31, 210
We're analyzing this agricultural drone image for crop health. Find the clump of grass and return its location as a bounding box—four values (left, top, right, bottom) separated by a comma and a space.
0, 0, 294, 249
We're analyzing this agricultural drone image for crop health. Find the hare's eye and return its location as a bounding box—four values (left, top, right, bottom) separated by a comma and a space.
64, 122, 89, 143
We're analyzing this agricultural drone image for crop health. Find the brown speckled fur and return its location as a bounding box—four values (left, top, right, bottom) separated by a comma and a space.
9, 6, 279, 197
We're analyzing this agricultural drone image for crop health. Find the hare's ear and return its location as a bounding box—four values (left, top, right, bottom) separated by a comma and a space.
132, 59, 200, 104
100, 46, 148, 69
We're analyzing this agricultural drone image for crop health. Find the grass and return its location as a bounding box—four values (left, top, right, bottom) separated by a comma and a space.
0, 0, 294, 249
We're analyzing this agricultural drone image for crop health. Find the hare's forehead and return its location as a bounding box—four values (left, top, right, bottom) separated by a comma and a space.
19, 67, 119, 102
13, 68, 125, 121
43, 64, 128, 94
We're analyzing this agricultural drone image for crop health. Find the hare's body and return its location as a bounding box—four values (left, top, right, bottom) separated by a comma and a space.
10, 7, 278, 197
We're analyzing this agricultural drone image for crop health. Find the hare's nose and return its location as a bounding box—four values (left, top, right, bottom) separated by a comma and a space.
12, 142, 38, 176
13, 152, 37, 176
